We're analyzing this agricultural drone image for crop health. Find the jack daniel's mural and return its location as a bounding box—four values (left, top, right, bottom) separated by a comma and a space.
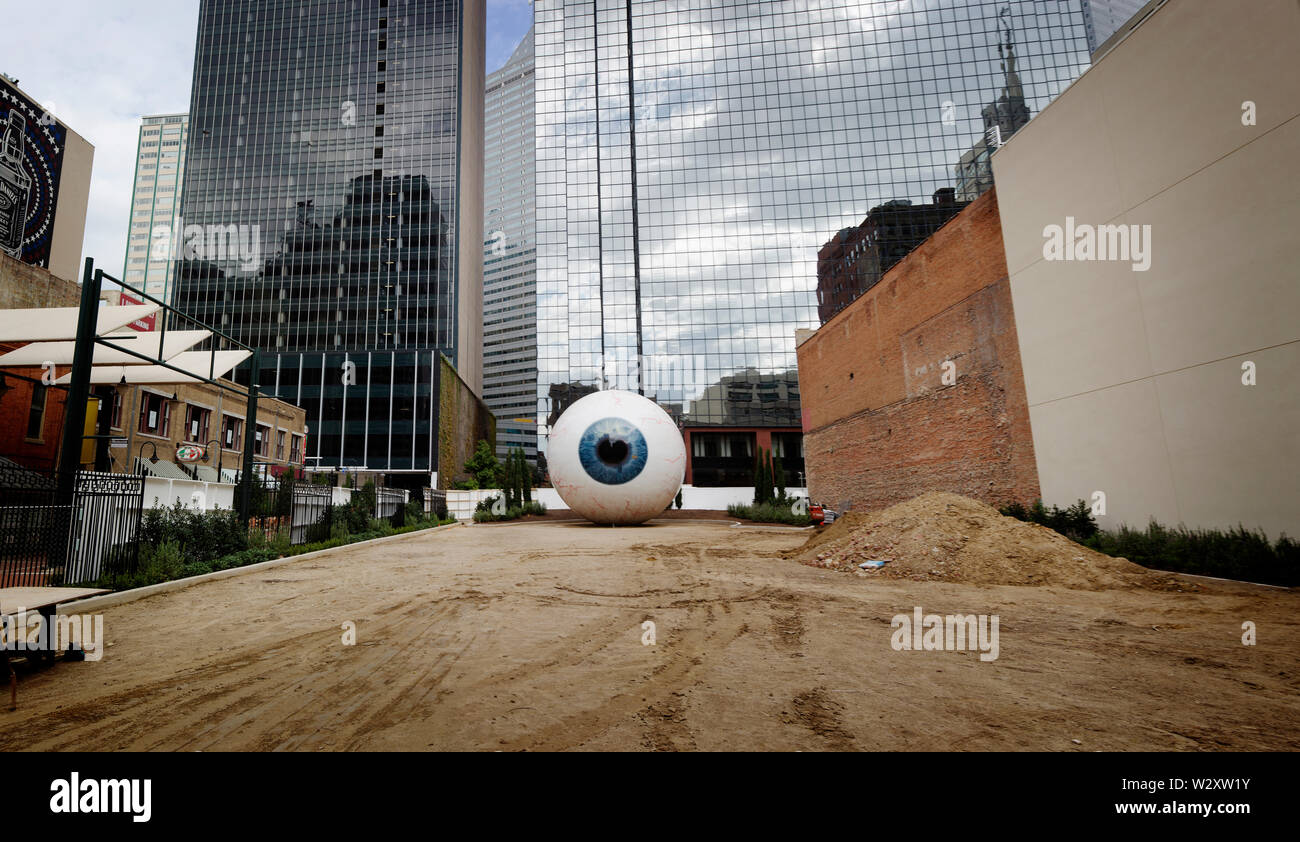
0, 77, 67, 268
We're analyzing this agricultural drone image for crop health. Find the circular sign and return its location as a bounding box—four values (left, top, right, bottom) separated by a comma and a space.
175, 444, 205, 463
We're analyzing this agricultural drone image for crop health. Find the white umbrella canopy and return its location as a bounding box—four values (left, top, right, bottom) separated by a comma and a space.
0, 329, 210, 367
0, 305, 161, 342
54, 350, 253, 385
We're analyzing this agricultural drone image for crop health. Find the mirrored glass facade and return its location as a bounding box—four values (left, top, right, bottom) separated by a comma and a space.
534, 0, 1091, 455
175, 0, 483, 474
1080, 0, 1154, 55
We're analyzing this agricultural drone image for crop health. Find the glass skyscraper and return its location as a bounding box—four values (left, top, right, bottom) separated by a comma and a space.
174, 0, 484, 477
534, 0, 1090, 475
1080, 0, 1155, 56
483, 27, 538, 462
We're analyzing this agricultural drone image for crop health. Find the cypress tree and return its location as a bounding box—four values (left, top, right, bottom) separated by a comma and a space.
522, 450, 533, 504
508, 448, 520, 509
773, 453, 785, 502
759, 449, 769, 504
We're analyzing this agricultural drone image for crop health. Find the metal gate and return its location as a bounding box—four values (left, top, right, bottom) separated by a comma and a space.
374, 487, 407, 528
291, 484, 333, 545
0, 465, 143, 587
67, 471, 145, 585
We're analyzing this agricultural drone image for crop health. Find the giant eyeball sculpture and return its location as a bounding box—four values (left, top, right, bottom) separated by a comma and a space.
547, 390, 686, 525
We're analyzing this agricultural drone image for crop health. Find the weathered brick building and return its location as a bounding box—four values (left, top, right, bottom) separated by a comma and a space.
0, 251, 306, 478
796, 187, 1039, 512
815, 189, 967, 325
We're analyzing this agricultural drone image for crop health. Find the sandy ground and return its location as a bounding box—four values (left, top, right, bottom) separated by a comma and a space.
2, 519, 1297, 751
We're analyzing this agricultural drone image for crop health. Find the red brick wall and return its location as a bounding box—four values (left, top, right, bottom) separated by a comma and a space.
795, 188, 1040, 512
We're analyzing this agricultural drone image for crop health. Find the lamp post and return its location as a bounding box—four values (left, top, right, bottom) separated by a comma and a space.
137, 441, 160, 476
201, 438, 223, 476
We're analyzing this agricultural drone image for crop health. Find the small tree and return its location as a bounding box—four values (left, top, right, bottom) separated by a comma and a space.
754, 447, 772, 505
508, 448, 522, 509
521, 449, 533, 503
773, 453, 785, 502
767, 449, 777, 503
674, 488, 683, 509
464, 439, 502, 489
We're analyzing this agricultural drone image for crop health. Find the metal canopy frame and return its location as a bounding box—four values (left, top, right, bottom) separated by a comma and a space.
55, 258, 265, 525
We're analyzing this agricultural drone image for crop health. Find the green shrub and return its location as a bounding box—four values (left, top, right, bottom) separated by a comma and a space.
474, 500, 547, 523
1001, 500, 1297, 586
1000, 498, 1098, 543
1083, 522, 1298, 586
137, 502, 248, 565
728, 500, 812, 526
179, 561, 214, 579
100, 508, 455, 593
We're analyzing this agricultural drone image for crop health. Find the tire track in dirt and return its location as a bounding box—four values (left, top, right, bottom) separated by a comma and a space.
496, 601, 750, 751
4, 594, 478, 751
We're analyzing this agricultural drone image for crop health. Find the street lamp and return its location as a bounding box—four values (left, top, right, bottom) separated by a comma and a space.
201, 438, 223, 475
137, 441, 160, 475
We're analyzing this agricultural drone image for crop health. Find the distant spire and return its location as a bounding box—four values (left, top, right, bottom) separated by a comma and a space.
998, 6, 1024, 100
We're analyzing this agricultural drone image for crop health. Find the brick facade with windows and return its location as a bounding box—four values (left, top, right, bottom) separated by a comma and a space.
1, 250, 307, 476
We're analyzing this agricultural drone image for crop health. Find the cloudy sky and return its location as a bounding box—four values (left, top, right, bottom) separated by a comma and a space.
2, 0, 532, 282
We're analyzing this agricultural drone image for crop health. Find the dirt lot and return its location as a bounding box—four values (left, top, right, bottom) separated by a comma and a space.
2, 519, 1297, 751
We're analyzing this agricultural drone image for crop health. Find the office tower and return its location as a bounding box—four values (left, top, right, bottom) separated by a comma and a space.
483, 27, 537, 462
174, 0, 485, 481
0, 73, 94, 283
533, 0, 1091, 484
817, 189, 967, 325
123, 114, 189, 302
1080, 0, 1158, 56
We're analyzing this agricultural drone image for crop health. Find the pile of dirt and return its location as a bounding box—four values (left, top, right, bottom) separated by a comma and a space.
787, 491, 1194, 592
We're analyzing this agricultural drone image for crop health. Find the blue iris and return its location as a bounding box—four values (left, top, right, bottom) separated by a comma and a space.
578, 417, 648, 485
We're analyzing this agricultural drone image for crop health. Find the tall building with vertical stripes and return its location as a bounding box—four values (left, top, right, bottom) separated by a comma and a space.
123, 113, 188, 301
174, 0, 485, 481
483, 27, 537, 462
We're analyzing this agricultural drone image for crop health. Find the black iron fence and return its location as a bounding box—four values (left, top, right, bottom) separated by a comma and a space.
374, 487, 407, 528
0, 464, 143, 587
290, 484, 333, 545
424, 488, 448, 521
67, 471, 145, 586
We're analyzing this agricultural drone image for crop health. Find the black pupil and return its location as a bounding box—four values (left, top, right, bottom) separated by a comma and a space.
597, 436, 629, 466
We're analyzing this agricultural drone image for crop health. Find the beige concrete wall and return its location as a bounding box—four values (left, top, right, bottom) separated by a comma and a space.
992, 0, 1300, 538
49, 128, 94, 284
456, 0, 486, 396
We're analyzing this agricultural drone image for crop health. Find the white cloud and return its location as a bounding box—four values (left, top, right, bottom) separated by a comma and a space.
3, 1, 199, 281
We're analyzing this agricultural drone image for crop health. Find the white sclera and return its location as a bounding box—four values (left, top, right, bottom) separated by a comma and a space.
548, 390, 686, 525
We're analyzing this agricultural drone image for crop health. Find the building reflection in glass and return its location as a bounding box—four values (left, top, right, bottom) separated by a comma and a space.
534, 0, 1090, 481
